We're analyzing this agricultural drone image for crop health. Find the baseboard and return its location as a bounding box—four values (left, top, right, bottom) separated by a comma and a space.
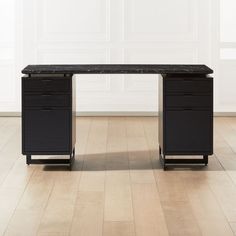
0, 112, 21, 117
79, 112, 236, 117
76, 112, 159, 117
1, 112, 236, 117
214, 112, 236, 117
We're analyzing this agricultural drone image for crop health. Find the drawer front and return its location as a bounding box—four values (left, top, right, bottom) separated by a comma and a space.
165, 95, 212, 108
23, 108, 70, 152
23, 78, 71, 92
165, 78, 212, 94
165, 110, 213, 153
23, 94, 70, 107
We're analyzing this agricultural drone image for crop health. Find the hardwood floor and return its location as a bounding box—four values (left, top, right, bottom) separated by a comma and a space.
0, 117, 236, 235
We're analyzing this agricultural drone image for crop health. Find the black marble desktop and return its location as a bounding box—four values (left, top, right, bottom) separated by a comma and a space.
22, 64, 213, 75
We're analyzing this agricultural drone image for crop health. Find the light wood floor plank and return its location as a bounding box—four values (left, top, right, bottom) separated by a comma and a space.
141, 117, 161, 170
156, 171, 189, 202
128, 136, 155, 184
1, 158, 35, 189
126, 118, 156, 184
230, 222, 236, 235
104, 171, 133, 221
0, 187, 25, 235
5, 210, 44, 236
73, 117, 92, 170
206, 171, 236, 222
70, 118, 108, 236
4, 168, 55, 236
106, 118, 127, 163
126, 117, 146, 138
104, 118, 133, 222
79, 117, 108, 191
70, 191, 104, 236
0, 126, 22, 185
214, 118, 236, 170
0, 118, 35, 235
182, 172, 234, 236
228, 171, 236, 186
0, 118, 20, 151
161, 200, 201, 236
215, 118, 236, 154
37, 172, 80, 235
103, 221, 135, 236
132, 183, 169, 236
155, 171, 202, 235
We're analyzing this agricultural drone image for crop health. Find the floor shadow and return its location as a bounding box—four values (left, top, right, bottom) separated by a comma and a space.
41, 150, 229, 172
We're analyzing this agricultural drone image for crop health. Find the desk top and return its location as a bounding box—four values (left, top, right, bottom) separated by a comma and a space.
22, 64, 213, 75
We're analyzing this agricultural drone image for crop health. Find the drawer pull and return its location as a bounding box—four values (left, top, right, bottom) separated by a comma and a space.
184, 93, 193, 96
41, 94, 52, 97
183, 108, 193, 111
42, 79, 52, 82
40, 108, 53, 112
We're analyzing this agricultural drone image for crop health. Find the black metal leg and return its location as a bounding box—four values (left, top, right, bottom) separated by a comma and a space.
159, 146, 162, 163
159, 146, 167, 171
69, 148, 75, 170
203, 155, 208, 166
159, 145, 209, 169
163, 155, 166, 171
25, 155, 72, 166
159, 154, 209, 168
26, 155, 31, 165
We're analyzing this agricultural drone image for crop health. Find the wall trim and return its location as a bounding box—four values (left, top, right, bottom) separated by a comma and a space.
1, 112, 236, 117
76, 112, 159, 117
0, 112, 21, 117
214, 112, 236, 117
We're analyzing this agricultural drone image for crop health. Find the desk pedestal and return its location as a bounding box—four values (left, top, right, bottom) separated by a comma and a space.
22, 74, 76, 170
158, 74, 213, 170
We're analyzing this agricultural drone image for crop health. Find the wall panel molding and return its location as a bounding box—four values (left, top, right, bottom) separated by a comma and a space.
36, 0, 110, 43
123, 0, 198, 42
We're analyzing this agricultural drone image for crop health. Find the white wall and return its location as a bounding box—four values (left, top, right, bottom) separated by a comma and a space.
0, 0, 235, 113
213, 0, 236, 112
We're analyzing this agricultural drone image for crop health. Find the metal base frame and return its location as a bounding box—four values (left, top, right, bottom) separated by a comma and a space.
159, 146, 208, 171
26, 148, 75, 170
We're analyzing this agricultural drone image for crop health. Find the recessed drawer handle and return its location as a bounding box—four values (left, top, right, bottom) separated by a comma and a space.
41, 94, 52, 97
42, 79, 52, 82
40, 108, 53, 111
184, 93, 193, 96
183, 108, 193, 111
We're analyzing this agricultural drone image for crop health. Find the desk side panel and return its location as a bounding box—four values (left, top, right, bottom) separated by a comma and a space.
158, 75, 164, 152
71, 75, 76, 151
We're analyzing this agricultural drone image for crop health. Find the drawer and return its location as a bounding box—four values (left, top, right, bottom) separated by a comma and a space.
165, 78, 213, 94
23, 108, 70, 152
23, 94, 70, 107
23, 78, 71, 92
165, 110, 213, 153
165, 95, 212, 108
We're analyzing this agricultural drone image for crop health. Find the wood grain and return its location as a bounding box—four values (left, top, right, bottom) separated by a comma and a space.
0, 117, 236, 236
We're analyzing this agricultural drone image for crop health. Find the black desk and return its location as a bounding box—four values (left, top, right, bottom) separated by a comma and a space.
21, 64, 214, 170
